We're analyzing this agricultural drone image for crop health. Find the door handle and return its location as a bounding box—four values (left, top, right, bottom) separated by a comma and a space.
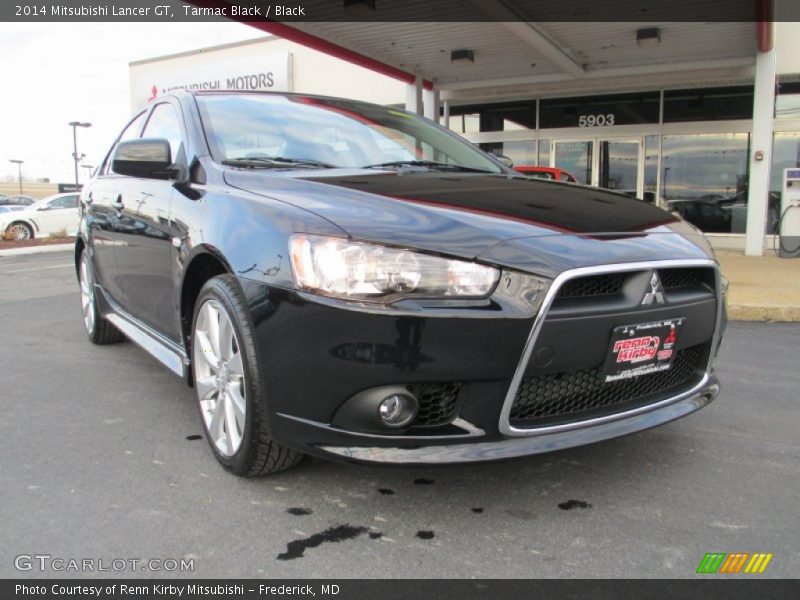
112, 196, 124, 210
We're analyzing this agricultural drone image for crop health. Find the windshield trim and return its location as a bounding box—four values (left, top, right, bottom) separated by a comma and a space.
195, 93, 507, 175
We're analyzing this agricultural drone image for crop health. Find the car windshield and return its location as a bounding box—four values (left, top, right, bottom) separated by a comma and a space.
196, 94, 503, 173
28, 196, 57, 210
528, 171, 556, 180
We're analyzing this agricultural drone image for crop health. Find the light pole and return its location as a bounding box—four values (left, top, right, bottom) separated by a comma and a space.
9, 159, 24, 195
69, 121, 91, 188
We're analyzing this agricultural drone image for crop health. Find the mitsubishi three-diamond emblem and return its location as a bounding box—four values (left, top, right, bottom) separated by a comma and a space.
641, 271, 666, 305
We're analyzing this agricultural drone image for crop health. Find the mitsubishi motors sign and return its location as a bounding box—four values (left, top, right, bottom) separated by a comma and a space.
129, 48, 292, 112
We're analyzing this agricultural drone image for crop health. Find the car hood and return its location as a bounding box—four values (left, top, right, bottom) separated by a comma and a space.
224, 169, 712, 273
0, 208, 33, 224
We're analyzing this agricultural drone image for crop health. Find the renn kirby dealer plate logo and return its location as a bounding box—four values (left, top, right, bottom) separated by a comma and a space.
603, 318, 684, 382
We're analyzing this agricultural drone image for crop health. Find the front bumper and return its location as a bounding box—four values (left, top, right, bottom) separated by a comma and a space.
308, 375, 719, 464
237, 256, 724, 465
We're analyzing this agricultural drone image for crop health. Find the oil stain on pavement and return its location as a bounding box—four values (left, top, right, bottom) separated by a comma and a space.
558, 499, 592, 510
277, 525, 369, 560
286, 507, 313, 516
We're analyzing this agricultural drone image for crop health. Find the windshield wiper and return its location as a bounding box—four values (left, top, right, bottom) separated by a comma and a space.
361, 160, 492, 173
222, 156, 336, 169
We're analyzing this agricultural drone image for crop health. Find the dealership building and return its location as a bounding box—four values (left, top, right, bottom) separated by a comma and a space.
131, 18, 800, 256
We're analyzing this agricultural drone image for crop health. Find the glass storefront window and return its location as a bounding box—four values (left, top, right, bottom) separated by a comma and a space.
769, 132, 800, 234
448, 102, 535, 132
538, 139, 551, 167
478, 141, 536, 167
644, 135, 659, 204
448, 113, 481, 134
663, 86, 753, 123
661, 133, 750, 233
776, 81, 800, 120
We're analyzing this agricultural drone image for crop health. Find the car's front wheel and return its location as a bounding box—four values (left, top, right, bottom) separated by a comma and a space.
191, 275, 302, 476
6, 222, 33, 240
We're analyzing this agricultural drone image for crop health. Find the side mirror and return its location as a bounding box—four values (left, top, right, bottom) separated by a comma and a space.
494, 154, 514, 168
112, 138, 173, 179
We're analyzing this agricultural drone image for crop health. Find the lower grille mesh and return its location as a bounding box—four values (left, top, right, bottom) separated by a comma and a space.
407, 382, 464, 428
510, 344, 707, 425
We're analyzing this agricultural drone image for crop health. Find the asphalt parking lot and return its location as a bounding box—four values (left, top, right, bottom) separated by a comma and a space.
1, 250, 798, 579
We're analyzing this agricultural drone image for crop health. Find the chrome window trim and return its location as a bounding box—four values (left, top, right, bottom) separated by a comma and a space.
498, 258, 721, 437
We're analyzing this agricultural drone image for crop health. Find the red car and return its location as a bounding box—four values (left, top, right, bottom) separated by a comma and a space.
514, 166, 578, 183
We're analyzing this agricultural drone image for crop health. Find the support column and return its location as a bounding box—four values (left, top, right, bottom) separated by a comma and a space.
442, 100, 451, 129
423, 87, 440, 123
745, 28, 777, 256
405, 75, 422, 115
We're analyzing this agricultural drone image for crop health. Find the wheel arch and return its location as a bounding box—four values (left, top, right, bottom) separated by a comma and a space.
74, 237, 86, 277
179, 247, 233, 382
5, 219, 36, 239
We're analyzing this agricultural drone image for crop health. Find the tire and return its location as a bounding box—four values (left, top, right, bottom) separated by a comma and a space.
7, 222, 33, 241
191, 275, 303, 477
79, 249, 125, 345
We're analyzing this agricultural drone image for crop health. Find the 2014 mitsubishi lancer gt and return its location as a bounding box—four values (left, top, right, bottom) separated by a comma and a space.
75, 91, 726, 476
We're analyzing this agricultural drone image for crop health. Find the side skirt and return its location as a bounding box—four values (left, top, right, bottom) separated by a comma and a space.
95, 285, 188, 378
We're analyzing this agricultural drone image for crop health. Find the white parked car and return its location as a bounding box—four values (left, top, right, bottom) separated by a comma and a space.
1, 192, 80, 240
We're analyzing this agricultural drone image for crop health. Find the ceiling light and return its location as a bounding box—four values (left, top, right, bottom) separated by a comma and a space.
451, 49, 475, 65
636, 27, 661, 48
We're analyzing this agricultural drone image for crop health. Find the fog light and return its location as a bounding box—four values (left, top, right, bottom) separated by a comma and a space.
378, 393, 417, 428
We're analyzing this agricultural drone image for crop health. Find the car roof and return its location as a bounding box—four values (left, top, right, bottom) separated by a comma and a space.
40, 192, 79, 201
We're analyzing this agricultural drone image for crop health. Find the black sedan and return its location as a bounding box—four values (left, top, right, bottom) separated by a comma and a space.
76, 91, 725, 476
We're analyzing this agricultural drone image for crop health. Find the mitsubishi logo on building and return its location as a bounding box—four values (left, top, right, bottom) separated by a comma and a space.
641, 271, 666, 305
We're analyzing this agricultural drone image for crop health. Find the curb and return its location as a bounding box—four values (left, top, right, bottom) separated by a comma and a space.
0, 243, 73, 257
727, 303, 800, 323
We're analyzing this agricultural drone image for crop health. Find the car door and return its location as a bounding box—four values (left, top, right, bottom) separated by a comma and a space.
85, 111, 147, 305
113, 101, 185, 342
32, 194, 79, 236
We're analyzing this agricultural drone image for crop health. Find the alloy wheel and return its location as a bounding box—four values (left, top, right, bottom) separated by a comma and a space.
8, 224, 31, 240
79, 253, 95, 334
193, 299, 247, 457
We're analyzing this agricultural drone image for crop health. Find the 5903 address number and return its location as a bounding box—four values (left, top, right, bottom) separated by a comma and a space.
578, 114, 616, 127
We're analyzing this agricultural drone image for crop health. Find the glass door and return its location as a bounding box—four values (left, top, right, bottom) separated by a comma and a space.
598, 139, 642, 199
553, 140, 593, 185
552, 138, 644, 199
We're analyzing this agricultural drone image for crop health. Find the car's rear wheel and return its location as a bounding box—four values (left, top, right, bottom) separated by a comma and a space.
79, 250, 124, 344
7, 222, 33, 240
191, 275, 302, 476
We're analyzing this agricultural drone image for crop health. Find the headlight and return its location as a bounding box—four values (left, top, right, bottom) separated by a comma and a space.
290, 234, 500, 302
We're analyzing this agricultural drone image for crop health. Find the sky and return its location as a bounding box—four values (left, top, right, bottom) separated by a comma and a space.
0, 22, 260, 184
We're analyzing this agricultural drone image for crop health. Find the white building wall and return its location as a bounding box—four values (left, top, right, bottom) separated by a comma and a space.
776, 22, 800, 76
129, 36, 405, 113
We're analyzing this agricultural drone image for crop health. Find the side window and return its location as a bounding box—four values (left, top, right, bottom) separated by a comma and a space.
560, 173, 571, 182
104, 111, 146, 175
141, 103, 184, 165
49, 195, 79, 209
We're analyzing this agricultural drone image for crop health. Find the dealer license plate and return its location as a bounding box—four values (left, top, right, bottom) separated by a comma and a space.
602, 318, 684, 382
